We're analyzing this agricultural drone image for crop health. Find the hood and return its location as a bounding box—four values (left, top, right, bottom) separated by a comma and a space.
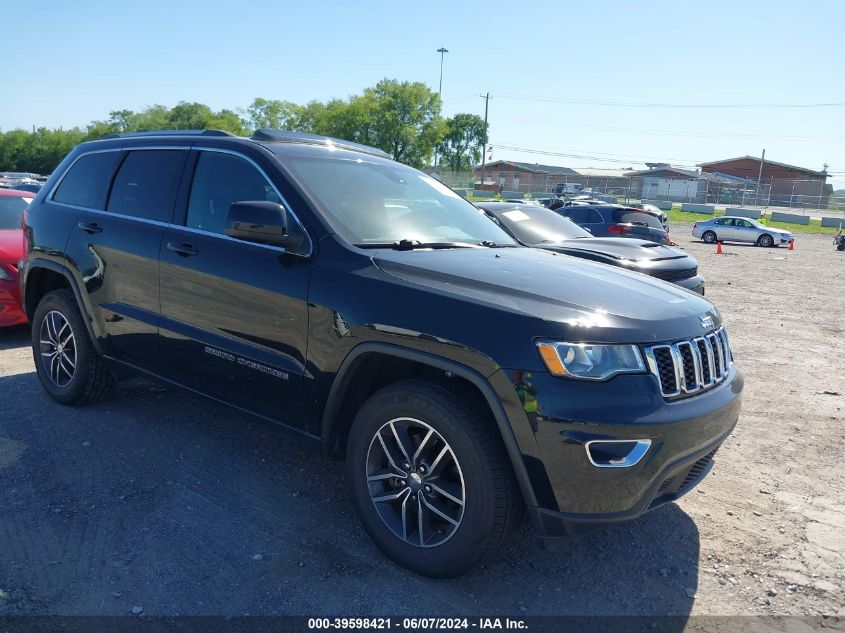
0, 229, 23, 264
768, 226, 794, 236
371, 246, 717, 344
542, 238, 691, 263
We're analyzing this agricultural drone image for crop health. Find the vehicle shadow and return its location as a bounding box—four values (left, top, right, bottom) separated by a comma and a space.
0, 372, 697, 624
686, 239, 784, 250
0, 324, 30, 351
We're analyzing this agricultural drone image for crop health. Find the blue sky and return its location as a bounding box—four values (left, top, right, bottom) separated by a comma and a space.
3, 0, 844, 187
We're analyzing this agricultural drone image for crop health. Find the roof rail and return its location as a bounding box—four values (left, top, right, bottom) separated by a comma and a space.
250, 129, 391, 159
101, 129, 237, 140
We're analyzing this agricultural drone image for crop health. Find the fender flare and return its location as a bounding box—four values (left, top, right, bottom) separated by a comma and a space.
321, 341, 539, 508
23, 258, 103, 353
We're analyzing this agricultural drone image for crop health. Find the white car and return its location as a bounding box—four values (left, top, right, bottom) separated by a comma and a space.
692, 216, 794, 247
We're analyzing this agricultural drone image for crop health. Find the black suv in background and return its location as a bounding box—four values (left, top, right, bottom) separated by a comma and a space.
554, 204, 670, 244
21, 130, 742, 577
477, 202, 704, 294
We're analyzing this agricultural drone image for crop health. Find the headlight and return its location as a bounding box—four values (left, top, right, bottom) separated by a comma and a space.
536, 340, 645, 380
0, 266, 13, 282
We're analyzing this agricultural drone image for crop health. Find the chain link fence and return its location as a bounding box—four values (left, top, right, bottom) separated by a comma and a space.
436, 169, 844, 217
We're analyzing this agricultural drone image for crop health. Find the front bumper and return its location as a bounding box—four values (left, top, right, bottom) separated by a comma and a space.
0, 278, 27, 327
675, 274, 705, 295
499, 364, 742, 540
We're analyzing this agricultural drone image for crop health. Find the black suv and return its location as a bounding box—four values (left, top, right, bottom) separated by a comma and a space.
21, 130, 743, 577
554, 204, 670, 244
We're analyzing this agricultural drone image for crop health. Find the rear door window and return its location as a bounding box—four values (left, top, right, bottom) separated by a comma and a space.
106, 150, 188, 223
53, 151, 124, 210
562, 207, 592, 223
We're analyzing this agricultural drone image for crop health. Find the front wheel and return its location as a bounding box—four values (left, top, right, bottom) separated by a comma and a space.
757, 234, 774, 247
346, 380, 522, 577
31, 289, 115, 405
702, 230, 717, 244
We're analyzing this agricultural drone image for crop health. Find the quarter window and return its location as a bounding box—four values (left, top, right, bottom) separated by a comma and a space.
53, 151, 124, 210
107, 150, 188, 222
186, 152, 281, 235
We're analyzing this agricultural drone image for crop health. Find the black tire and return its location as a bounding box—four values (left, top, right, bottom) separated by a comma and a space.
31, 289, 115, 406
702, 231, 717, 244
346, 379, 522, 577
757, 234, 774, 247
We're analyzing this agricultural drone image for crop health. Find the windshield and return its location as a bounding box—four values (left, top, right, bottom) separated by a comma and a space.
744, 218, 764, 228
487, 205, 592, 243
0, 196, 31, 230
280, 155, 516, 247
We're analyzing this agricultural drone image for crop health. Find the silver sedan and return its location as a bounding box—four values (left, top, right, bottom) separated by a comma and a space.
692, 216, 794, 247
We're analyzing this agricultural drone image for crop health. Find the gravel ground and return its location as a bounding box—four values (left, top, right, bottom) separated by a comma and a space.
0, 226, 842, 618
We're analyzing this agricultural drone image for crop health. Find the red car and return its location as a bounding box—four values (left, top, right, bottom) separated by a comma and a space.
0, 189, 34, 326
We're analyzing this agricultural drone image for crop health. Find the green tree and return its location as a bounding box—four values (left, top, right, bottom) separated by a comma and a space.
362, 79, 446, 167
245, 98, 305, 131
439, 113, 486, 173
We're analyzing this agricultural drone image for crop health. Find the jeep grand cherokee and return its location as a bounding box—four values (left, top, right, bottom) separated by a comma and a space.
20, 129, 743, 577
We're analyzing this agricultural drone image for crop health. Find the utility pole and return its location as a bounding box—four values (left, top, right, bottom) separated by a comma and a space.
433, 47, 448, 172
479, 92, 490, 193
756, 148, 766, 206
437, 48, 449, 96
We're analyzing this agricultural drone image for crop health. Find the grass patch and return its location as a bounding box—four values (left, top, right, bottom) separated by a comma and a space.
761, 218, 838, 235
668, 209, 724, 224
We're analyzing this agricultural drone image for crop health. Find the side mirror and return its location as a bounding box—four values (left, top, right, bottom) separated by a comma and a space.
224, 201, 303, 250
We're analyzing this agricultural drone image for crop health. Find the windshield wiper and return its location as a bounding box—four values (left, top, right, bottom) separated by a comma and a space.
479, 240, 517, 248
393, 240, 481, 251
353, 240, 481, 251
355, 239, 516, 251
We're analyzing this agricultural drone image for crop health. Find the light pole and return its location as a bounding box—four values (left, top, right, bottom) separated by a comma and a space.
437, 47, 449, 96
434, 47, 449, 171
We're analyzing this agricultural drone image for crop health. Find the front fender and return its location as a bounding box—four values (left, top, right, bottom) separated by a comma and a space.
319, 341, 544, 510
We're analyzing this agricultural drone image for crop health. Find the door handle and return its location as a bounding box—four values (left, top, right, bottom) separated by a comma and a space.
77, 222, 102, 234
166, 242, 198, 257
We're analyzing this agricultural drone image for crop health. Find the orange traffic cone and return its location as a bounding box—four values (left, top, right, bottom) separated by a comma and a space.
789, 239, 794, 251
716, 241, 723, 254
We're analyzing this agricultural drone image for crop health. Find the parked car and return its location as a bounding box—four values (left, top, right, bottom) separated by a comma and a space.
0, 189, 34, 326
692, 216, 794, 247
629, 203, 668, 229
10, 183, 42, 194
21, 129, 742, 577
477, 202, 704, 294
554, 204, 670, 244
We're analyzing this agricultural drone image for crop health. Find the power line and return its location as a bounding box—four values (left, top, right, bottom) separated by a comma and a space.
493, 117, 844, 144
495, 93, 845, 109
491, 142, 703, 168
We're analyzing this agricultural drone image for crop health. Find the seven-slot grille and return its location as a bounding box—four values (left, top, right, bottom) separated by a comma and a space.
651, 266, 697, 282
644, 327, 732, 398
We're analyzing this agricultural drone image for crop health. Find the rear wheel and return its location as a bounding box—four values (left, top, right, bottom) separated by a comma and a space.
757, 234, 774, 247
31, 289, 114, 405
346, 380, 521, 577
702, 230, 717, 244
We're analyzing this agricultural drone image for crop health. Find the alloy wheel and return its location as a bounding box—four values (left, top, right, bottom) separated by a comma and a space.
39, 310, 77, 387
365, 417, 466, 548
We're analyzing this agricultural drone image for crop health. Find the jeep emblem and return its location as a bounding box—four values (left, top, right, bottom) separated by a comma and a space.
700, 315, 714, 329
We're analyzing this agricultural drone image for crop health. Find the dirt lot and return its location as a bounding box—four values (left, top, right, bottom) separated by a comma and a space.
0, 225, 842, 619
